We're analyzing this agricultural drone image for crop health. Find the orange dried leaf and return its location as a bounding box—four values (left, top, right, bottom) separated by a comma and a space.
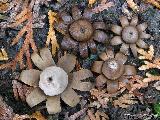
0, 48, 8, 61
0, 7, 37, 70
126, 0, 139, 11
13, 111, 46, 120
46, 10, 59, 56
31, 111, 46, 120
88, 0, 97, 7
145, 0, 160, 9
0, 1, 9, 13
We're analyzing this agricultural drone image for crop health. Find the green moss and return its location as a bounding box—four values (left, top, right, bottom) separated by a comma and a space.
154, 103, 160, 117
149, 69, 160, 76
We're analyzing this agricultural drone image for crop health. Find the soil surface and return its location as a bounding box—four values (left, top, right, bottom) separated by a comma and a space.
0, 0, 160, 120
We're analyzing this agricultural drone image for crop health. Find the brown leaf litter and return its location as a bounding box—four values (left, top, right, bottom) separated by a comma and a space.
113, 93, 138, 108
46, 10, 59, 56
0, 0, 51, 70
92, 0, 114, 13
138, 45, 160, 83
0, 48, 8, 61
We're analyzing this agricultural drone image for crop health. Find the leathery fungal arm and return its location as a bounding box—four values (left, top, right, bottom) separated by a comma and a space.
20, 48, 93, 114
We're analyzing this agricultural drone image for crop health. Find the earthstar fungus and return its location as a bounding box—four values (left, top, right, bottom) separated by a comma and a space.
55, 6, 108, 58
111, 16, 151, 57
20, 48, 93, 114
91, 48, 137, 93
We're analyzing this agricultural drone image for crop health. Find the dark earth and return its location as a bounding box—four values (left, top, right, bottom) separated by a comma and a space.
0, 0, 160, 120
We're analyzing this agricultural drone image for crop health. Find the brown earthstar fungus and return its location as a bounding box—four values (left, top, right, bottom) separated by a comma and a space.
91, 48, 137, 94
19, 48, 93, 114
54, 6, 108, 58
111, 16, 151, 57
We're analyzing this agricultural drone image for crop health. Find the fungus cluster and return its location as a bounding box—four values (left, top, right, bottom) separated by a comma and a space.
19, 48, 93, 114
111, 16, 151, 57
91, 48, 137, 93
55, 6, 108, 58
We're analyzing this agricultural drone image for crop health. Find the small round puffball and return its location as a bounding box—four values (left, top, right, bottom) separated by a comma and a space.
39, 66, 68, 96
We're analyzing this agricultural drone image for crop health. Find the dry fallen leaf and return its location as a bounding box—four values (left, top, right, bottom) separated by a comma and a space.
113, 93, 138, 108
0, 48, 8, 61
143, 73, 160, 83
127, 75, 148, 93
0, 1, 9, 13
126, 0, 139, 11
138, 45, 160, 86
13, 111, 46, 120
12, 80, 32, 102
46, 10, 59, 56
0, 96, 14, 120
144, 0, 160, 9
31, 111, 46, 120
87, 109, 109, 120
90, 88, 110, 108
88, 0, 97, 7
138, 45, 154, 61
92, 0, 114, 13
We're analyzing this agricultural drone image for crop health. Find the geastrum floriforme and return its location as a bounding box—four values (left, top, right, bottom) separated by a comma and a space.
19, 48, 93, 114
55, 6, 108, 58
91, 48, 137, 93
111, 16, 151, 57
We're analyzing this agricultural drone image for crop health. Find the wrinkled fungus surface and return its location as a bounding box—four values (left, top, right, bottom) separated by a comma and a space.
20, 48, 93, 114
111, 16, 151, 57
55, 6, 108, 58
91, 48, 137, 93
